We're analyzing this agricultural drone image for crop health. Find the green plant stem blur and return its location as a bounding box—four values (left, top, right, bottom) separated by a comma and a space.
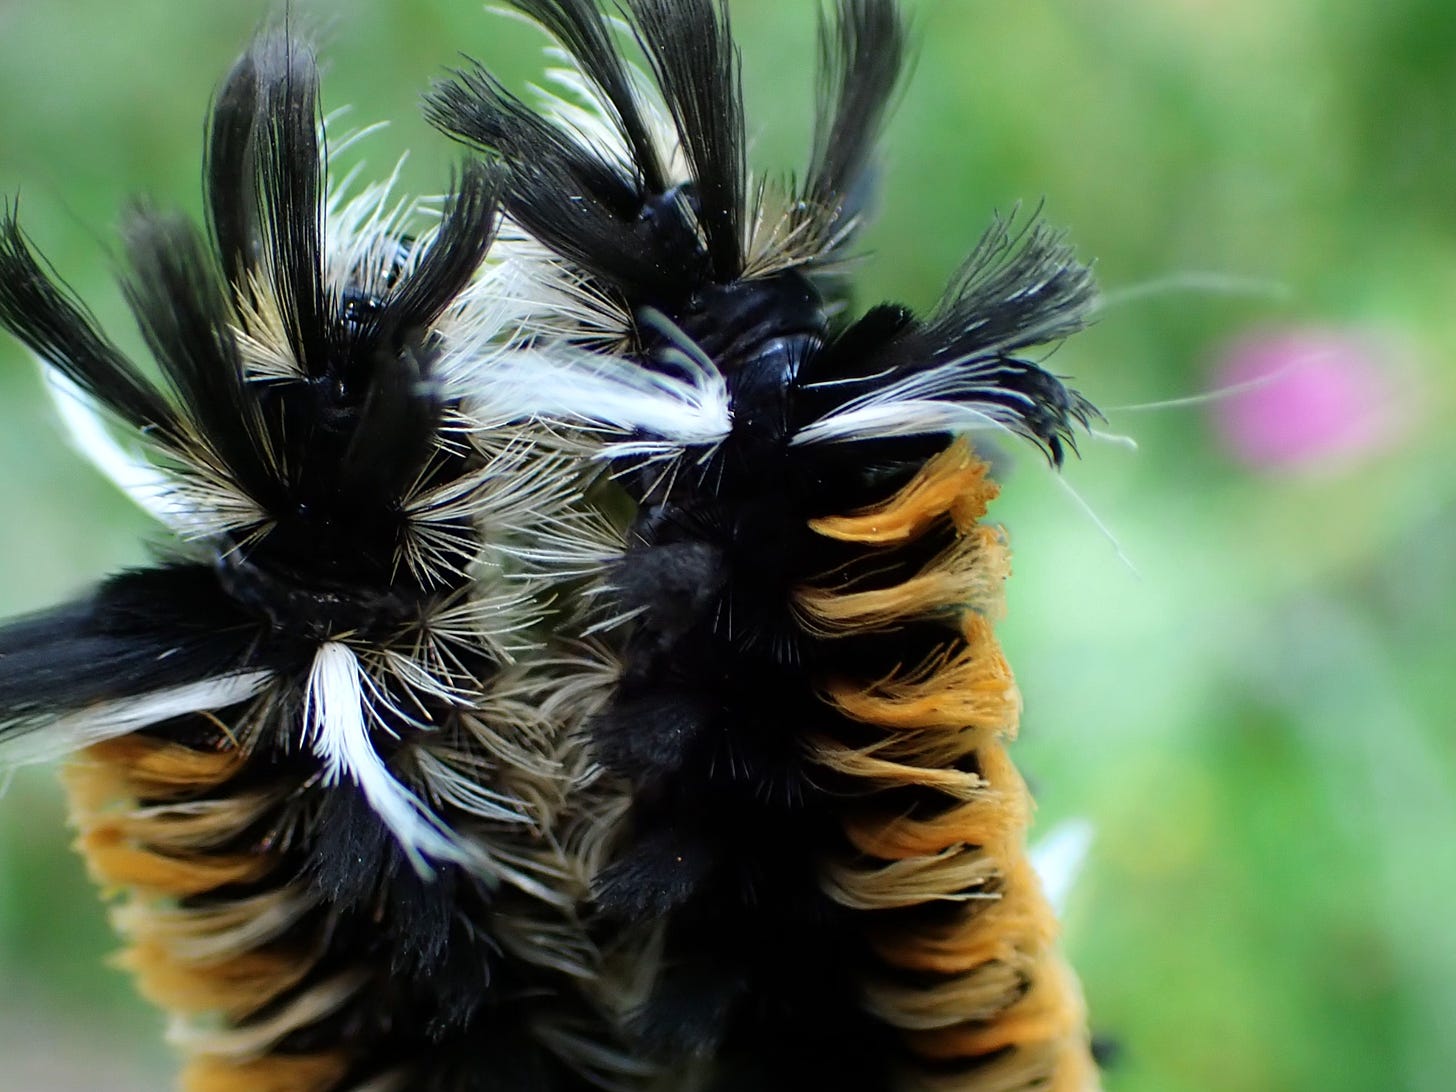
0, 2, 1451, 1090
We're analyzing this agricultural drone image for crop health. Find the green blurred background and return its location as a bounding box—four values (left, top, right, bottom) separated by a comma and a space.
0, 1, 1452, 1089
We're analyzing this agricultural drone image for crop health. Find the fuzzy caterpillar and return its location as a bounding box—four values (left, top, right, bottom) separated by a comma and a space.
0, 34, 641, 1092
428, 1, 1102, 1089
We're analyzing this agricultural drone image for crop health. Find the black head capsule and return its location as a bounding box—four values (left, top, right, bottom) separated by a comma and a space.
671, 273, 828, 454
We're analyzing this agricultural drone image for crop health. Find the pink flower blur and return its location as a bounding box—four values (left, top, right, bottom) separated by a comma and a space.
1210, 329, 1406, 472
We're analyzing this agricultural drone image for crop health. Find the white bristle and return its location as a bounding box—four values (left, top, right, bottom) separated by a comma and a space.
304, 641, 466, 875
4, 671, 272, 768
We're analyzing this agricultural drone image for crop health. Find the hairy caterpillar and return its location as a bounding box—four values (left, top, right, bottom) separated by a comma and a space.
0, 33, 641, 1092
427, 1, 1102, 1089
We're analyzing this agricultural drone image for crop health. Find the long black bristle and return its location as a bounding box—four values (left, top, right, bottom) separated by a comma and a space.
118, 208, 278, 503
0, 211, 176, 434
624, 0, 746, 279
800, 0, 911, 257
510, 0, 670, 193
251, 32, 329, 377
371, 158, 504, 340
0, 565, 286, 746
207, 47, 262, 291
426, 61, 685, 295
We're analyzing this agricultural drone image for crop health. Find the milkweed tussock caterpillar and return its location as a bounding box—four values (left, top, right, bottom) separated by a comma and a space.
0, 33, 644, 1092
429, 0, 1101, 1089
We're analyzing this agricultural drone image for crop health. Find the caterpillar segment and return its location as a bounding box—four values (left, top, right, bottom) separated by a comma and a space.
0, 31, 643, 1092
802, 441, 1096, 1090
429, 1, 1101, 1088
61, 733, 343, 1090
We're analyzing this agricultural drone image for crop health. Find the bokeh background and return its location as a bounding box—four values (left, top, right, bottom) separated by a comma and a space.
0, 1, 1452, 1089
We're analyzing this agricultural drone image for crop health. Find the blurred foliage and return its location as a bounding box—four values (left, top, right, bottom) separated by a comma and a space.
0, 1, 1452, 1089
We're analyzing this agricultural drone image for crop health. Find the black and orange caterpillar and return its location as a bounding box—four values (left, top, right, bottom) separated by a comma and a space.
431, 1, 1102, 1089
0, 33, 640, 1092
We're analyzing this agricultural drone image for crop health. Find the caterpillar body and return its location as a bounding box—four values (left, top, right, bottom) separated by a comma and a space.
0, 35, 639, 1092
429, 1, 1102, 1090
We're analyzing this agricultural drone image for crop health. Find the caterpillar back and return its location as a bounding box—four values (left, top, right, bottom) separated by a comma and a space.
430, 1, 1101, 1089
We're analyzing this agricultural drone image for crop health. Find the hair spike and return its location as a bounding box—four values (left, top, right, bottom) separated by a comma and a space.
621, 0, 746, 278
0, 210, 178, 435
793, 0, 913, 267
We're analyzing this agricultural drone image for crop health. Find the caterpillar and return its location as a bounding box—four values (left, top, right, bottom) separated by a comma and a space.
427, 1, 1103, 1090
0, 33, 642, 1092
